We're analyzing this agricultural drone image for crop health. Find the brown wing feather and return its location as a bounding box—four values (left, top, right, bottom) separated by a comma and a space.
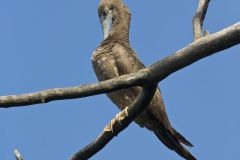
111, 43, 172, 127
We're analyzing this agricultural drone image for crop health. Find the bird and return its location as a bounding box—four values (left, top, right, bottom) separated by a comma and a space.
91, 0, 196, 159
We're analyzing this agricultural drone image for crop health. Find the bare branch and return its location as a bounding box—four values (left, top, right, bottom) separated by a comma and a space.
0, 72, 146, 108
0, 22, 239, 108
14, 149, 24, 160
193, 0, 210, 40
70, 85, 157, 160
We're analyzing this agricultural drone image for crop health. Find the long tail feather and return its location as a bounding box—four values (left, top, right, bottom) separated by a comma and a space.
172, 128, 194, 147
153, 126, 196, 160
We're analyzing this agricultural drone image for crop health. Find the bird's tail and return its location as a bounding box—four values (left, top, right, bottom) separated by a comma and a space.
153, 125, 196, 160
172, 128, 193, 147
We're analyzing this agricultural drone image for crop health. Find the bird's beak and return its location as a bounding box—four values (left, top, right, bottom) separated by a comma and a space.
100, 10, 113, 39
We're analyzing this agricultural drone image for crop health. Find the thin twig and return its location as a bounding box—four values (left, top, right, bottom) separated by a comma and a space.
70, 85, 157, 160
193, 0, 210, 40
0, 22, 239, 108
14, 149, 24, 160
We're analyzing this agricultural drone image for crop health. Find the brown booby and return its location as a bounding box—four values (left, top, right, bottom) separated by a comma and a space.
92, 0, 196, 159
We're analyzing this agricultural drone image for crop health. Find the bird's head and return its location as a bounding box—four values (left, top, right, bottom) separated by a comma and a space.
98, 0, 131, 40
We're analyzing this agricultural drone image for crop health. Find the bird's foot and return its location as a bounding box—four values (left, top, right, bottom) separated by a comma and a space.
104, 106, 129, 136
104, 119, 117, 134
123, 106, 129, 116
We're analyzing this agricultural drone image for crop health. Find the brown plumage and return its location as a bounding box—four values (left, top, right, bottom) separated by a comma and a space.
92, 0, 196, 159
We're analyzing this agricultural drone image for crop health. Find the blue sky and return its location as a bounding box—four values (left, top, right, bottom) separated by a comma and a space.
0, 0, 239, 160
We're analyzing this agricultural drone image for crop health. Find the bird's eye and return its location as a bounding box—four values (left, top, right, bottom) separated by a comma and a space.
102, 10, 107, 17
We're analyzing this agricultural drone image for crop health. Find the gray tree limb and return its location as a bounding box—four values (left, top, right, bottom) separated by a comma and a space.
0, 22, 239, 108
193, 0, 210, 40
70, 85, 157, 160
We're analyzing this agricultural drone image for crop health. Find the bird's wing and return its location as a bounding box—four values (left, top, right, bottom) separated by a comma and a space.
110, 43, 194, 147
110, 43, 172, 127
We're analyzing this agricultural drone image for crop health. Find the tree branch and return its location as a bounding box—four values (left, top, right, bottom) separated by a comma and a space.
0, 72, 145, 108
193, 0, 210, 40
70, 85, 157, 160
14, 149, 24, 160
0, 22, 239, 108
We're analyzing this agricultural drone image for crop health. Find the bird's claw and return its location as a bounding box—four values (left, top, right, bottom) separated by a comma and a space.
104, 106, 129, 136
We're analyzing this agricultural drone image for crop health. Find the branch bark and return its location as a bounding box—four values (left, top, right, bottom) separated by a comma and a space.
70, 85, 157, 160
0, 22, 239, 108
193, 0, 210, 40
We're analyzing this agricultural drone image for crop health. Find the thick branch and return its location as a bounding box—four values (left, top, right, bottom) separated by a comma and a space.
193, 0, 210, 40
70, 85, 157, 160
0, 22, 239, 108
